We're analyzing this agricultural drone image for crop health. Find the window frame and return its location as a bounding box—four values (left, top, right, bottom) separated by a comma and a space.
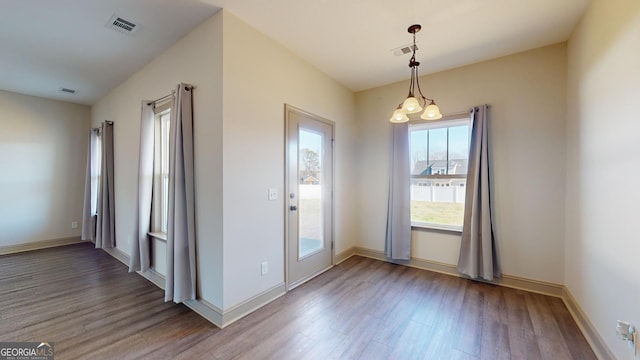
150, 103, 171, 237
90, 129, 102, 216
409, 113, 472, 232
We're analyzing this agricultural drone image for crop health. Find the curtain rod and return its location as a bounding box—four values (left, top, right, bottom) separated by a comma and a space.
147, 92, 174, 106
92, 120, 113, 130
146, 84, 196, 106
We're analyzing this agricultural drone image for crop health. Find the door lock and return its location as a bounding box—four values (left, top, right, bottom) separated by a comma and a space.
290, 205, 297, 211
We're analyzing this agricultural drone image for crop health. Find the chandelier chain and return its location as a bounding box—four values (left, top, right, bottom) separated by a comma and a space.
389, 24, 442, 122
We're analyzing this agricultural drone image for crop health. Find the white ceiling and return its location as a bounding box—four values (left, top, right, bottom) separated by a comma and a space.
0, 0, 220, 105
0, 0, 590, 105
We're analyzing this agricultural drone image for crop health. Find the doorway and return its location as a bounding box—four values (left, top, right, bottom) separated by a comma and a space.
285, 105, 334, 290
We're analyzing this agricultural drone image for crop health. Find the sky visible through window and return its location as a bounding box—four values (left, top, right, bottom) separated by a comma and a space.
300, 129, 322, 157
410, 125, 469, 172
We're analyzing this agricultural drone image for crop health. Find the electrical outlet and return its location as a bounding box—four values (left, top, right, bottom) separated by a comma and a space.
617, 320, 637, 356
261, 261, 268, 276
268, 188, 278, 201
71, 221, 78, 229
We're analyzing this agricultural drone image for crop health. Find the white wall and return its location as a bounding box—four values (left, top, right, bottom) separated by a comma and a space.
355, 44, 567, 284
566, 0, 640, 358
221, 11, 357, 308
0, 90, 90, 246
91, 13, 224, 307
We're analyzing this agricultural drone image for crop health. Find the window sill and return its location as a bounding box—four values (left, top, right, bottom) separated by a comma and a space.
148, 232, 167, 242
411, 222, 462, 234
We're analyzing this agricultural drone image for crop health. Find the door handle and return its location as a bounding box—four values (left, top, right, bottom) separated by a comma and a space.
290, 205, 297, 211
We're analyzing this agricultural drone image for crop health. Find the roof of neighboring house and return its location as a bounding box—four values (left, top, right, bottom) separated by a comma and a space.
412, 159, 469, 175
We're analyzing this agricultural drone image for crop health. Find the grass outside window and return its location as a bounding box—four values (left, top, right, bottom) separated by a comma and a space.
411, 201, 464, 227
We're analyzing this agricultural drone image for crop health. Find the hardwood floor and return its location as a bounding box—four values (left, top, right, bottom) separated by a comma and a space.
0, 242, 595, 360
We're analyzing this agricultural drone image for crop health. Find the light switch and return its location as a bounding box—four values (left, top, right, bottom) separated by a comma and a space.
268, 188, 278, 201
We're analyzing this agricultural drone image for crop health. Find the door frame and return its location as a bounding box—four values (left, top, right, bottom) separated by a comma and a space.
284, 104, 335, 291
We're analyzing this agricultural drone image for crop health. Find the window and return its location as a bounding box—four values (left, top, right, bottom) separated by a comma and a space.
409, 115, 471, 231
151, 107, 171, 235
89, 129, 102, 216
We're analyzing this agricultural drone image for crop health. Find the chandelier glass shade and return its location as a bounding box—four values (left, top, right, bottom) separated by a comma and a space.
389, 24, 442, 123
390, 105, 410, 123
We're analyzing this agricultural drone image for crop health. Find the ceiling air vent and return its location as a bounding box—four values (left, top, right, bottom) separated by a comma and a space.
392, 44, 418, 56
59, 87, 77, 94
106, 14, 138, 35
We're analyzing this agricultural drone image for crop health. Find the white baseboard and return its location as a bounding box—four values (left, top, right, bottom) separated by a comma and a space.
183, 283, 286, 329
102, 246, 129, 266
104, 246, 168, 290
335, 246, 614, 359
0, 237, 84, 255
335, 246, 356, 264
562, 288, 615, 360
340, 246, 563, 297
99, 246, 285, 329
217, 283, 286, 328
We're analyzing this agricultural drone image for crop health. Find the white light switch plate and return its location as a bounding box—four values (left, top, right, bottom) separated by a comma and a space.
268, 188, 278, 201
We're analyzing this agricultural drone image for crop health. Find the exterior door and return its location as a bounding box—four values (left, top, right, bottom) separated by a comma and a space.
285, 105, 334, 290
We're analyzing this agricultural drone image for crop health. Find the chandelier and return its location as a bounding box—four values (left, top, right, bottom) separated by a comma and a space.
390, 24, 442, 123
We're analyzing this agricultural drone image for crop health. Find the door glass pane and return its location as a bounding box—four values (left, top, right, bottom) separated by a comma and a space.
298, 128, 323, 258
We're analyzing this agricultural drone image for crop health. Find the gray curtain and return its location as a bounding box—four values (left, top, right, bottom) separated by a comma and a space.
129, 102, 155, 273
457, 105, 501, 280
165, 83, 196, 303
81, 128, 100, 241
95, 121, 115, 249
385, 122, 411, 260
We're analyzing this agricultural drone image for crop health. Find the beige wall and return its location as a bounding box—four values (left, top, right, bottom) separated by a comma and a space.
355, 44, 567, 284
566, 0, 640, 358
91, 10, 358, 311
0, 90, 90, 246
92, 13, 224, 307
220, 11, 357, 308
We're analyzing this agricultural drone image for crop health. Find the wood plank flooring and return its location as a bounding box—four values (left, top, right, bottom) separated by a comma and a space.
0, 242, 595, 360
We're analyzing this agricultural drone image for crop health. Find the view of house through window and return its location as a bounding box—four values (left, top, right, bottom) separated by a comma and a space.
409, 116, 471, 230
